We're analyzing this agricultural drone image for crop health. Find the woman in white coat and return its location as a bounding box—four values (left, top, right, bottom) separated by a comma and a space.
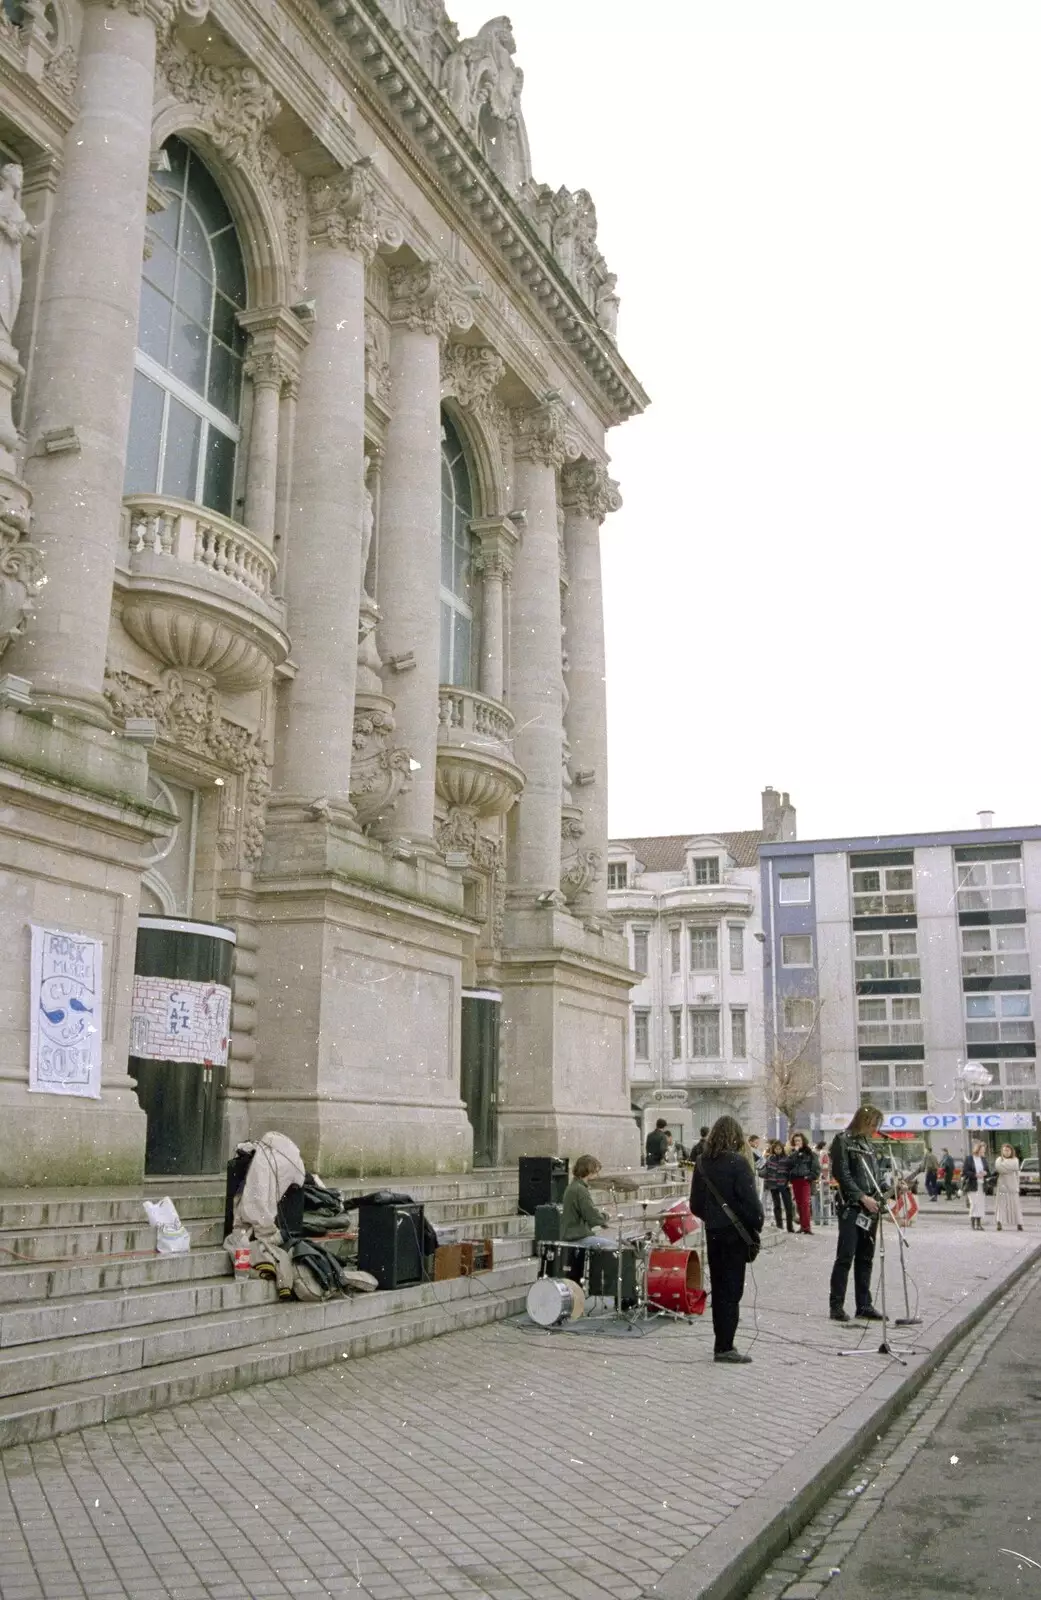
994, 1144, 1024, 1232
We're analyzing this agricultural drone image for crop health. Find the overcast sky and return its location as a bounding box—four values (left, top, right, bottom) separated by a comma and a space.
451, 0, 1041, 843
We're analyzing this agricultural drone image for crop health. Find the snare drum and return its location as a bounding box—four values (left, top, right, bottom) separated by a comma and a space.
661, 1200, 699, 1244
526, 1276, 586, 1327
647, 1247, 705, 1315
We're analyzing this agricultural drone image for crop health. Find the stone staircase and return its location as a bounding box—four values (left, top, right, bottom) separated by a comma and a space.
0, 1167, 687, 1449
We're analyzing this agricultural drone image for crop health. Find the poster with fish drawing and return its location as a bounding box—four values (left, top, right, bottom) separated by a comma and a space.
29, 925, 103, 1098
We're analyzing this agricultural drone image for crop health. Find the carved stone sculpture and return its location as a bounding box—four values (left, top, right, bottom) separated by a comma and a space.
350, 696, 412, 830
158, 43, 280, 171
388, 261, 475, 343
0, 163, 33, 357
308, 159, 378, 258
441, 342, 505, 416
0, 498, 44, 661
441, 16, 531, 193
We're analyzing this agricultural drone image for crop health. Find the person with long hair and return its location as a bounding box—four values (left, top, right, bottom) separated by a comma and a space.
690, 1115, 764, 1364
788, 1131, 820, 1234
762, 1139, 795, 1232
828, 1104, 885, 1322
961, 1140, 991, 1231
994, 1144, 1025, 1232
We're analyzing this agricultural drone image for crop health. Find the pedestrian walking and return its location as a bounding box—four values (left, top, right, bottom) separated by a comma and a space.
924, 1149, 939, 1202
962, 1141, 990, 1231
762, 1139, 795, 1233
994, 1145, 1025, 1232
690, 1115, 763, 1364
645, 1117, 668, 1168
940, 1147, 956, 1200
788, 1131, 820, 1234
828, 1104, 885, 1323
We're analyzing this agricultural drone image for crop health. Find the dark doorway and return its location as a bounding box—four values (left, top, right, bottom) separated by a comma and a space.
461, 989, 501, 1167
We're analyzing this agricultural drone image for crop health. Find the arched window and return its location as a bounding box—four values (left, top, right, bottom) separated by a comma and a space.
124, 137, 246, 518
440, 412, 475, 687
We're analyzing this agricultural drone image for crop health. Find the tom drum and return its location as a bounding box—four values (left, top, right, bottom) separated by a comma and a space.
647, 1247, 706, 1315
661, 1200, 699, 1244
526, 1276, 586, 1328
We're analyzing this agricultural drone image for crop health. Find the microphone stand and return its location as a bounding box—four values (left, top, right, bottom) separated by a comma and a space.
890, 1181, 922, 1327
839, 1160, 924, 1364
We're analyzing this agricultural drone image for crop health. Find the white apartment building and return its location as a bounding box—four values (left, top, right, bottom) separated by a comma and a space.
608, 789, 796, 1149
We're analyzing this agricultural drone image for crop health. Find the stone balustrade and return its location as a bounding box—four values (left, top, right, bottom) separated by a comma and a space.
123, 495, 277, 600
437, 685, 515, 751
435, 685, 523, 820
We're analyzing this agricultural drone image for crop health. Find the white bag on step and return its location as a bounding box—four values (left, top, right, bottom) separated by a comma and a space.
144, 1196, 191, 1254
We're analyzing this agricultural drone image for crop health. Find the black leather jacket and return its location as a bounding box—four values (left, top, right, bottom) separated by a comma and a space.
788, 1147, 821, 1182
830, 1131, 881, 1208
691, 1152, 764, 1238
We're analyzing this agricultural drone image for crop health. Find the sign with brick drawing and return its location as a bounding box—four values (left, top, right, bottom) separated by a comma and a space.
29, 925, 103, 1098
130, 977, 231, 1066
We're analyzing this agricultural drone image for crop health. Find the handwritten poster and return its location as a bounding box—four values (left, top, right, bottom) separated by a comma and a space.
129, 977, 231, 1066
29, 925, 103, 1098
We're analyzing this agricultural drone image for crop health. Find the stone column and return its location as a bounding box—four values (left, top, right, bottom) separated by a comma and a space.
506, 401, 569, 900
470, 517, 517, 705
5, 0, 184, 720
561, 459, 621, 914
272, 163, 376, 815
238, 307, 308, 549
376, 262, 472, 844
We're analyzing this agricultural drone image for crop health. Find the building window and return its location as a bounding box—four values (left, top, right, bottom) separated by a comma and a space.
607, 862, 628, 891
778, 874, 811, 905
693, 856, 720, 886
858, 1061, 928, 1113
781, 934, 813, 967
972, 1060, 1040, 1111
439, 413, 475, 687
956, 856, 1025, 914
965, 992, 1034, 1046
670, 1008, 683, 1060
851, 865, 915, 917
632, 929, 649, 975
728, 923, 745, 973
689, 1007, 721, 1058
855, 930, 919, 983
633, 1010, 650, 1061
689, 927, 718, 971
783, 997, 816, 1032
731, 1007, 747, 1059
125, 137, 246, 518
857, 995, 922, 1047
960, 924, 1029, 979
669, 926, 681, 974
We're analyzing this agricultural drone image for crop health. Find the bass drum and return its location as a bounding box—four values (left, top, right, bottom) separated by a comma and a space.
647, 1247, 706, 1315
661, 1200, 699, 1244
526, 1276, 586, 1328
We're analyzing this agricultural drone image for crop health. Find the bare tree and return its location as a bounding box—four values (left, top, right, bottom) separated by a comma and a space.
760, 1000, 824, 1128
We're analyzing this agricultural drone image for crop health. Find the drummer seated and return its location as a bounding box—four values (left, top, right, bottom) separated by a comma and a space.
560, 1155, 615, 1250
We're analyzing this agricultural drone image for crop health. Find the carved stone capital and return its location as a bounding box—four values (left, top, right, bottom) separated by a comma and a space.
243, 349, 295, 392
561, 459, 622, 523
388, 262, 475, 343
156, 42, 277, 163
511, 400, 569, 470
441, 343, 506, 412
307, 160, 379, 259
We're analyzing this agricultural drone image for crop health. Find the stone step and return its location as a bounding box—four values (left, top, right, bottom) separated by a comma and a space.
0, 1188, 224, 1232
0, 1216, 226, 1264
0, 1245, 233, 1305
0, 1261, 536, 1449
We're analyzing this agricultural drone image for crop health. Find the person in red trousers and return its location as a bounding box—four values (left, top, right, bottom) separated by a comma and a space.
788, 1131, 821, 1234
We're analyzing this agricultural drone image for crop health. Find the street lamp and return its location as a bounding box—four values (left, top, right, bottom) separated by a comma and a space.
930, 1062, 993, 1166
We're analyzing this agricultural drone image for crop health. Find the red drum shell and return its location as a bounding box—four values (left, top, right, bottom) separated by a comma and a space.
661, 1201, 699, 1243
647, 1247, 705, 1315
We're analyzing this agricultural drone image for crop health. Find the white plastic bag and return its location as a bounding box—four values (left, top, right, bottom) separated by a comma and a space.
144, 1196, 190, 1255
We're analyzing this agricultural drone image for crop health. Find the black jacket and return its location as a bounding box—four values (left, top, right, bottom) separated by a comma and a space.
830, 1131, 881, 1208
788, 1147, 820, 1182
961, 1154, 990, 1193
645, 1129, 668, 1167
691, 1151, 764, 1238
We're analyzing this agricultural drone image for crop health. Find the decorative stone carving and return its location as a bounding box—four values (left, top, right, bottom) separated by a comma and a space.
0, 164, 34, 352
364, 313, 392, 409
254, 138, 307, 292
157, 42, 279, 170
435, 806, 506, 944
104, 667, 271, 867
308, 159, 378, 259
42, 43, 78, 100
0, 495, 44, 661
242, 348, 295, 391
350, 694, 412, 830
560, 459, 622, 524
442, 16, 530, 193
595, 273, 620, 338
441, 342, 505, 417
559, 805, 600, 905
377, 0, 445, 72
510, 399, 568, 470
388, 261, 475, 343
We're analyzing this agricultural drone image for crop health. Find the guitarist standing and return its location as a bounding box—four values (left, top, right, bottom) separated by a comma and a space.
690, 1116, 764, 1364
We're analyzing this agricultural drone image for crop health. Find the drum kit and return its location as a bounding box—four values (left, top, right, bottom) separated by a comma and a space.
526, 1193, 708, 1330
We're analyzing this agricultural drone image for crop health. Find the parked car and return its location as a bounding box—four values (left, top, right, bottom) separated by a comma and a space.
1020, 1157, 1039, 1197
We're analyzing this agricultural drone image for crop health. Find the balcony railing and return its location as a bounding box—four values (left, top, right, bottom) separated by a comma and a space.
437, 686, 514, 750
857, 1022, 924, 1047
124, 495, 277, 600
435, 686, 523, 819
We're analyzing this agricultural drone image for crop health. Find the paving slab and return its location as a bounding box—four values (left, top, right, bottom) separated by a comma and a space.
0, 1217, 1037, 1600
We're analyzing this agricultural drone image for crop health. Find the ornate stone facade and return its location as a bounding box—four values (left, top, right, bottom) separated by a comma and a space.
0, 0, 647, 1184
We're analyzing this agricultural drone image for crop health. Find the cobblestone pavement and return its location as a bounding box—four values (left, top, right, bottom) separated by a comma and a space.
0, 1218, 1037, 1600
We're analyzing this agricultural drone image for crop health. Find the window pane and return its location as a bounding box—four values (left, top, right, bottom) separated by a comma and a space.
886, 869, 913, 891
891, 998, 920, 1021
894, 1063, 924, 1088
207, 340, 240, 419
890, 933, 917, 955
1000, 994, 1031, 1018
690, 1009, 720, 1057
211, 225, 246, 306
180, 203, 212, 277
670, 928, 681, 973
784, 998, 815, 1030
175, 260, 213, 327
440, 601, 452, 682
169, 311, 208, 395
212, 292, 239, 349
694, 857, 720, 885
187, 157, 235, 239
731, 1009, 747, 1058
991, 861, 1022, 885
1006, 1062, 1036, 1086
779, 875, 810, 904
996, 927, 1027, 952
150, 192, 180, 248
966, 996, 996, 1018
729, 924, 744, 972
856, 935, 884, 957
632, 931, 648, 974
853, 870, 881, 893
690, 928, 718, 970
143, 233, 177, 298
634, 1011, 649, 1061
452, 609, 471, 688
860, 1064, 889, 1089
441, 522, 455, 589
454, 535, 472, 601
859, 999, 886, 1022
138, 280, 172, 365
961, 930, 990, 952
782, 935, 812, 966
671, 1010, 682, 1059
161, 395, 201, 501
202, 426, 236, 518
124, 370, 164, 495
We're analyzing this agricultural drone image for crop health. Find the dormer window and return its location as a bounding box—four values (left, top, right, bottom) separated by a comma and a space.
693, 857, 720, 886
607, 862, 628, 891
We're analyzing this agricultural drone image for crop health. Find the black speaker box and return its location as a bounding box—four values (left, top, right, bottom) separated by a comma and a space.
518, 1155, 569, 1215
534, 1203, 562, 1241
588, 1248, 637, 1305
357, 1202, 425, 1289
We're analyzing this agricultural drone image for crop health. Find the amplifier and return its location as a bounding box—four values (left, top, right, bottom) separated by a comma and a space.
588, 1247, 638, 1306
356, 1202, 424, 1289
534, 1203, 562, 1241
518, 1156, 569, 1215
